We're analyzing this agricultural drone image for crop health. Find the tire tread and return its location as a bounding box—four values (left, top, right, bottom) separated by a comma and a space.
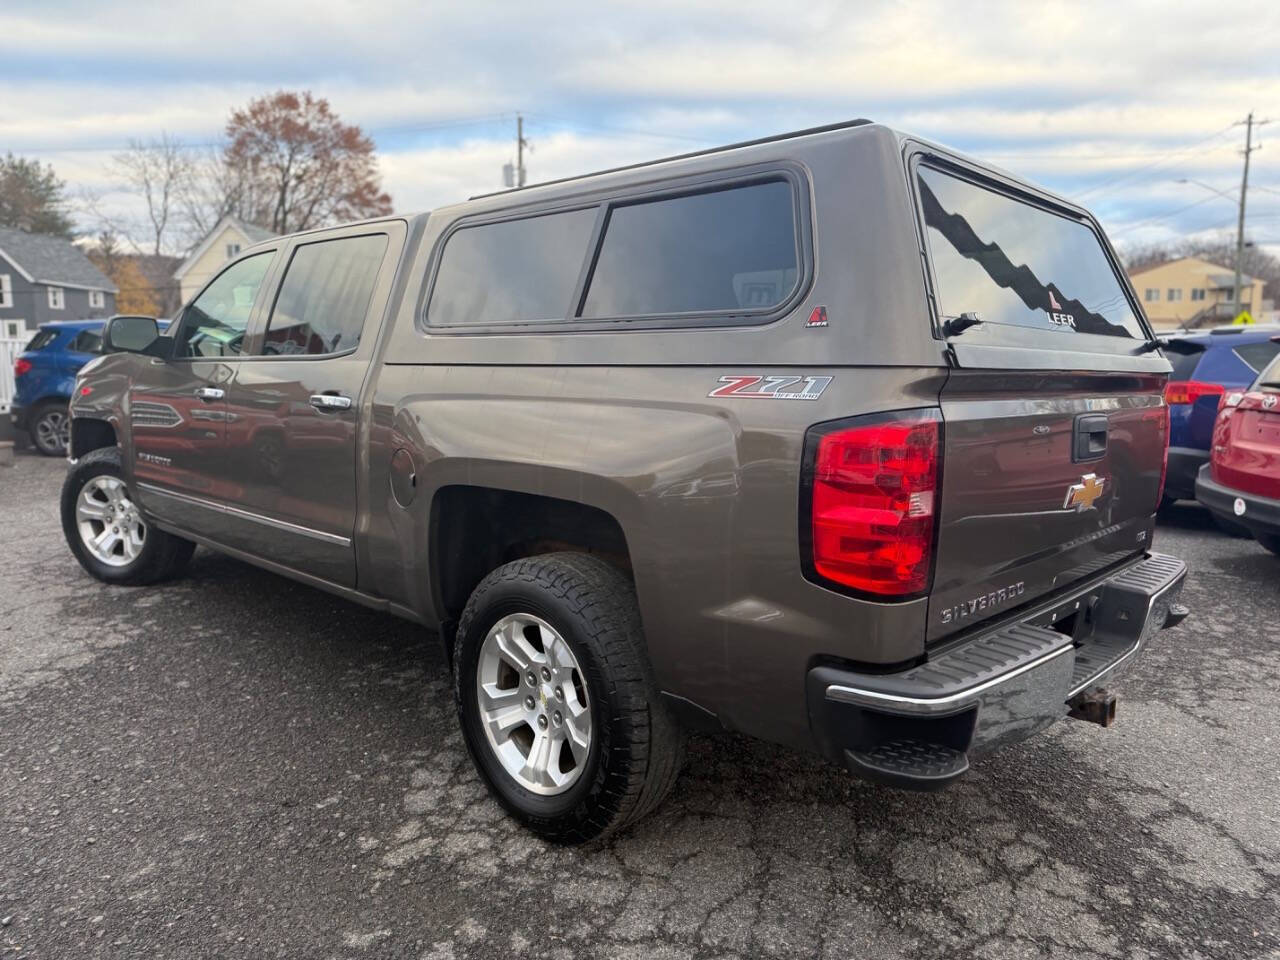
61, 447, 195, 586
454, 552, 684, 843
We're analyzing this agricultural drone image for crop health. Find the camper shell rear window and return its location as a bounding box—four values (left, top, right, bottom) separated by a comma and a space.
917, 164, 1144, 342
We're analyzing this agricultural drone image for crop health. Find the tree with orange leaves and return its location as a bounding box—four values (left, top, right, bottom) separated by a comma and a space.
222, 91, 392, 235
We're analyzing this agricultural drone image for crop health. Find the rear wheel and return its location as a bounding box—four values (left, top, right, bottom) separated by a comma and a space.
454, 553, 684, 843
61, 447, 196, 585
1256, 533, 1280, 557
31, 401, 71, 457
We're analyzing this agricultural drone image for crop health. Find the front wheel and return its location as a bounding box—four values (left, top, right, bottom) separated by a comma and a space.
60, 447, 196, 585
454, 553, 684, 843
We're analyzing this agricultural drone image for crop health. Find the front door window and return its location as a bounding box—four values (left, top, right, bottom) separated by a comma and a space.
175, 253, 272, 358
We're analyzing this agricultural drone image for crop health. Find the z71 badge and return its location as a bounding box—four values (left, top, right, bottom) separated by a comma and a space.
709, 375, 832, 401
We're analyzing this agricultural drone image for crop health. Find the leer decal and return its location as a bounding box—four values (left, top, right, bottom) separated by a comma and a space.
708, 375, 833, 401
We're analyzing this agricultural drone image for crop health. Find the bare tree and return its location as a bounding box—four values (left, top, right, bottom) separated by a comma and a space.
111, 133, 192, 255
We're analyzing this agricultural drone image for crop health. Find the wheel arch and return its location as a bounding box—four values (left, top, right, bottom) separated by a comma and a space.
70, 417, 118, 460
428, 483, 636, 646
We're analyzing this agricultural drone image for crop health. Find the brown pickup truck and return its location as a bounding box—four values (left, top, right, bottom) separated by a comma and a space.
61, 120, 1188, 842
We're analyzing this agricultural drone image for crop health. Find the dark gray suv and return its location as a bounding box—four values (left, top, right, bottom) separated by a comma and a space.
61, 120, 1187, 842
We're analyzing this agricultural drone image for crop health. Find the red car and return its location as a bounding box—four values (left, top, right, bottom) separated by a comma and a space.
1196, 340, 1280, 556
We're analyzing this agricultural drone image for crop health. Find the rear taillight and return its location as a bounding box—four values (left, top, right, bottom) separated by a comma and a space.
1164, 380, 1224, 405
804, 410, 940, 597
1219, 391, 1245, 411
14, 357, 32, 377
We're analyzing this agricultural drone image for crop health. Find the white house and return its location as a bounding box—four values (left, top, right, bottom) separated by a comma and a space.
173, 215, 276, 306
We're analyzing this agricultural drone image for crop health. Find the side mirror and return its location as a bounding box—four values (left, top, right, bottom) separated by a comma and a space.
103, 315, 164, 356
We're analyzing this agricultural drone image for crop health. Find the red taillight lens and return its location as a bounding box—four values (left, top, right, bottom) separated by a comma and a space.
808, 411, 940, 596
1164, 380, 1224, 405
14, 357, 32, 377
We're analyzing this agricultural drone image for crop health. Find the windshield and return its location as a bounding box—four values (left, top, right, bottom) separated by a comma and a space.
919, 165, 1144, 341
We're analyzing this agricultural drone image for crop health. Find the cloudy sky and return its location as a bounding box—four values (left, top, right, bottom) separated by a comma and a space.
5, 0, 1280, 256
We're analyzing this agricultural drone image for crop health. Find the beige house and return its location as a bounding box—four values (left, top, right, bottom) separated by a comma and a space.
173, 216, 275, 306
1127, 257, 1267, 330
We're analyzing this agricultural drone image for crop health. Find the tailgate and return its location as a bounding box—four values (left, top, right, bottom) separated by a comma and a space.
913, 159, 1168, 644
929, 370, 1166, 642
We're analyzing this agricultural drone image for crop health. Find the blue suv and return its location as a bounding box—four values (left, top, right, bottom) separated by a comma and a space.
11, 318, 162, 456
1161, 325, 1280, 504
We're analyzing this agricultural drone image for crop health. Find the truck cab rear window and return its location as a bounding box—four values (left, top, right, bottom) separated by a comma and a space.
919, 166, 1142, 340
580, 180, 798, 318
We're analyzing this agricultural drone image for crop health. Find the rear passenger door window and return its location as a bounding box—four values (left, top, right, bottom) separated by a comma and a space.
427, 209, 596, 327
260, 234, 389, 355
580, 180, 798, 318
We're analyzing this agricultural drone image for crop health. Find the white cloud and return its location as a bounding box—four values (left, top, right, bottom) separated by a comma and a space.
1, 0, 1277, 250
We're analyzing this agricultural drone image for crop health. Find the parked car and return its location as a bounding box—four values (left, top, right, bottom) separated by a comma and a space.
1195, 341, 1280, 556
11, 317, 163, 456
59, 121, 1187, 842
1159, 325, 1280, 506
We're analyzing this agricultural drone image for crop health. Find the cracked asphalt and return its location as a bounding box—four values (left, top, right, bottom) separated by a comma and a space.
2, 450, 1278, 959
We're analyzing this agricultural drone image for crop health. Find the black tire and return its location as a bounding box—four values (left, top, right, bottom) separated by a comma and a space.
454, 553, 684, 844
30, 400, 71, 457
1257, 533, 1280, 557
61, 447, 196, 586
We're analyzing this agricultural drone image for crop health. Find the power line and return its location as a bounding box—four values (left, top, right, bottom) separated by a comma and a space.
1109, 194, 1222, 236
2, 112, 522, 155
1072, 124, 1238, 201
523, 113, 712, 145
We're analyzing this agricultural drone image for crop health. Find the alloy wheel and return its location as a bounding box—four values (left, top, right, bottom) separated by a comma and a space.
475, 613, 592, 795
76, 476, 146, 566
36, 410, 70, 454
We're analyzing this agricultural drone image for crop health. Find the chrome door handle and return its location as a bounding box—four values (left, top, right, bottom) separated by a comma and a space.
194, 387, 225, 401
309, 393, 352, 411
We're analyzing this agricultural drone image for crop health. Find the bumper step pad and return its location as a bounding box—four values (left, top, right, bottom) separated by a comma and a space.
809, 552, 1188, 793
845, 739, 969, 791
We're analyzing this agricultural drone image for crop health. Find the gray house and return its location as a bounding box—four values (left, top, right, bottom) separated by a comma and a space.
0, 228, 117, 339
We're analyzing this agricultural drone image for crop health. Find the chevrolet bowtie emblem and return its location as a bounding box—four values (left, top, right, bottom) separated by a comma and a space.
1064, 473, 1106, 512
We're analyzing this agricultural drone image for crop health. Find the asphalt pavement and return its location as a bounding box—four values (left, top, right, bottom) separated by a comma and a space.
1, 451, 1278, 959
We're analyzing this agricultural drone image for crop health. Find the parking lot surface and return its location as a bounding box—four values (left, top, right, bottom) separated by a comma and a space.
1, 451, 1278, 959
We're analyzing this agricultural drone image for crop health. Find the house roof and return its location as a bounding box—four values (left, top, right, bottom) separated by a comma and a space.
0, 227, 117, 292
1206, 272, 1258, 289
1128, 255, 1257, 287
173, 216, 277, 280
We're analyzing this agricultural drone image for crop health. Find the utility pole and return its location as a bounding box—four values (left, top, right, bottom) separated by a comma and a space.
501, 114, 531, 189
1232, 112, 1269, 315
516, 113, 529, 188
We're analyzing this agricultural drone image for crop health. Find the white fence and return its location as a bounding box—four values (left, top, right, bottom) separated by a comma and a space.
1, 337, 25, 414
